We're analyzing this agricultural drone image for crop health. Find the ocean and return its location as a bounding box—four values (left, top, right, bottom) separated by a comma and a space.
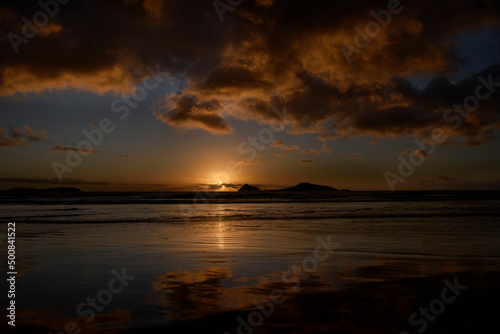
1, 190, 499, 333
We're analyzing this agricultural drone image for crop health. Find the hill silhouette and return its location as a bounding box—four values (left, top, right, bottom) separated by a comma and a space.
238, 184, 260, 192
280, 182, 337, 192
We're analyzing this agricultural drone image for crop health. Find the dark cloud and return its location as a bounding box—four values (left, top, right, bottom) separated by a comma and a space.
1, 0, 499, 142
272, 139, 299, 150
154, 94, 233, 134
299, 159, 312, 164
0, 125, 49, 147
198, 66, 271, 92
48, 145, 101, 154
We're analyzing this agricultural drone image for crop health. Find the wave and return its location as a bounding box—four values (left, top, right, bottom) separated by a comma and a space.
5, 211, 499, 224
1, 190, 499, 205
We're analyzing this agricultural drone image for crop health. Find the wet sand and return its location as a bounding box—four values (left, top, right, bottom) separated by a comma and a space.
4, 265, 500, 333
1, 197, 499, 333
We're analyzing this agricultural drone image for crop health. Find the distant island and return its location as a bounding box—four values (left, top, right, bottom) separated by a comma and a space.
280, 182, 337, 192
5, 184, 345, 195
237, 184, 261, 192
237, 182, 341, 192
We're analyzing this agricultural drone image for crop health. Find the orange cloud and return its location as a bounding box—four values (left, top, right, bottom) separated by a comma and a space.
1, 0, 499, 146
154, 94, 233, 134
0, 65, 138, 96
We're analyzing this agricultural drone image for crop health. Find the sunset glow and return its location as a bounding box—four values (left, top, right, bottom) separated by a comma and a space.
1, 2, 499, 334
0, 0, 499, 192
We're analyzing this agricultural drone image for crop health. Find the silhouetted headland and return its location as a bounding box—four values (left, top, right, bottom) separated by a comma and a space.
279, 182, 338, 192
237, 184, 261, 192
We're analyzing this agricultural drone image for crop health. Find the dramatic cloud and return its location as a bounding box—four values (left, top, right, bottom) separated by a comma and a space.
154, 94, 233, 134
0, 125, 49, 147
299, 159, 312, 164
48, 145, 101, 154
1, 1, 499, 144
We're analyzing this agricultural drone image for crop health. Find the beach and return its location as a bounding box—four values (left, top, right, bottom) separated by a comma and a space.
1, 190, 499, 333
2, 0, 499, 332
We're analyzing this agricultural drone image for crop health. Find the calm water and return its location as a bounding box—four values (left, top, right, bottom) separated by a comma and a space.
1, 191, 499, 333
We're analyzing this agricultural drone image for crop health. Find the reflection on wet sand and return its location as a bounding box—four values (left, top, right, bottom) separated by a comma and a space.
5, 256, 500, 334
140, 256, 500, 334
149, 266, 235, 320
3, 219, 500, 334
9, 308, 134, 334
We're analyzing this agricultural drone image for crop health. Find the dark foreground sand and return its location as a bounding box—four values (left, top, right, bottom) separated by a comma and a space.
4, 268, 499, 334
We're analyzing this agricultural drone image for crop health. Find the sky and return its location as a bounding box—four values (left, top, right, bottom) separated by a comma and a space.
0, 0, 499, 191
